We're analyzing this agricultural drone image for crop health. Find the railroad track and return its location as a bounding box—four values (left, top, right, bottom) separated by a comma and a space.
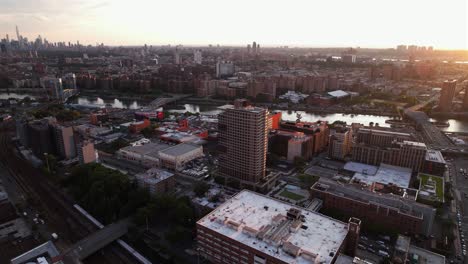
0, 125, 138, 263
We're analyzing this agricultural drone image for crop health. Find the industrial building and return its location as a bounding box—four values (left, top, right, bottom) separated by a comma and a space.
158, 143, 204, 171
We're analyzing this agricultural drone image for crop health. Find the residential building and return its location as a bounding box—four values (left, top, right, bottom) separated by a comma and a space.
352, 141, 427, 172
78, 140, 96, 164
328, 126, 353, 160
218, 100, 270, 189
438, 80, 457, 112
356, 128, 413, 147
135, 168, 175, 195
269, 130, 313, 161
197, 190, 360, 264
310, 178, 436, 236
27, 119, 55, 157
280, 121, 329, 155
52, 124, 76, 159
463, 85, 468, 110
40, 77, 63, 100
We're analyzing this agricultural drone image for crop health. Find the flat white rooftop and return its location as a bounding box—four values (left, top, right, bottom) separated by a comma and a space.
352, 163, 412, 188
197, 190, 349, 264
344, 162, 379, 175
135, 168, 174, 184
425, 150, 445, 164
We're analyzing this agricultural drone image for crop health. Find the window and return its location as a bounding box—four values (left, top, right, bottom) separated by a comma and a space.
254, 255, 266, 264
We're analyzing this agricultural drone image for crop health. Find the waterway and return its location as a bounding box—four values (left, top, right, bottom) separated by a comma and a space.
3, 93, 468, 132
0, 93, 36, 100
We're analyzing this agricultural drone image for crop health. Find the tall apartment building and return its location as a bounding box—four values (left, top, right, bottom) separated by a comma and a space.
311, 178, 436, 236
52, 124, 76, 159
27, 119, 56, 157
328, 126, 353, 160
78, 140, 96, 164
352, 141, 427, 172
438, 80, 457, 112
197, 190, 360, 264
218, 99, 269, 189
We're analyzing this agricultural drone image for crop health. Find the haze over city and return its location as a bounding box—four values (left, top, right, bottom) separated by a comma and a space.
1, 0, 468, 49
3, 1, 468, 264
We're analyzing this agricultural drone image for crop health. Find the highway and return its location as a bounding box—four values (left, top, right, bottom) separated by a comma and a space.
405, 75, 468, 150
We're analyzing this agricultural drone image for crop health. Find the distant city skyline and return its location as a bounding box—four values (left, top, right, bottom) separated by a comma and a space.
1, 0, 467, 50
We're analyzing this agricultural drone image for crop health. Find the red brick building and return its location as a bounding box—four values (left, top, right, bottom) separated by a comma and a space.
310, 179, 436, 236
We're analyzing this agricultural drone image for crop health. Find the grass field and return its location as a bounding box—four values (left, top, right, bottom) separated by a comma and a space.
279, 190, 305, 201
419, 173, 444, 201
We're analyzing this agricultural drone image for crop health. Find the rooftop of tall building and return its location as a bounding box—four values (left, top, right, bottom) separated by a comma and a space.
197, 190, 349, 264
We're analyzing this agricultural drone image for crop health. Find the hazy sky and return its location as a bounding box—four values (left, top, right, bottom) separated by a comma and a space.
1, 0, 467, 49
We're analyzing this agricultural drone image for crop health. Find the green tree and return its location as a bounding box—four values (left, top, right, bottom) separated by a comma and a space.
193, 182, 210, 197
297, 173, 319, 189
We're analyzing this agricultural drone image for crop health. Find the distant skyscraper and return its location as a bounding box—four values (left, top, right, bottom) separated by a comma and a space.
15, 25, 20, 42
247, 44, 251, 54
252, 41, 257, 54
257, 44, 260, 54
438, 80, 457, 112
194, 49, 202, 64
174, 48, 181, 64
218, 99, 268, 188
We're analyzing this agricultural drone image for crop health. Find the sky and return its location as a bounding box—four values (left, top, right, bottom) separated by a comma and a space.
1, 0, 467, 50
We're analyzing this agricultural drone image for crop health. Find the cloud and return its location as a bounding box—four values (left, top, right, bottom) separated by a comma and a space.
86, 1, 110, 10
33, 14, 50, 22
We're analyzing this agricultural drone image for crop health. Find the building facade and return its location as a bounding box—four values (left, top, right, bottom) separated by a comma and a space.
52, 124, 76, 159
328, 126, 353, 160
352, 141, 427, 172
438, 80, 457, 112
78, 141, 96, 164
310, 178, 436, 236
218, 100, 269, 187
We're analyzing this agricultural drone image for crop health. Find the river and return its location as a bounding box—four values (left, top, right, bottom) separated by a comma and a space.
3, 93, 468, 132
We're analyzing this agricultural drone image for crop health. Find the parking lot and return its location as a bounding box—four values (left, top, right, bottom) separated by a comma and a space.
180, 156, 216, 180
356, 234, 393, 262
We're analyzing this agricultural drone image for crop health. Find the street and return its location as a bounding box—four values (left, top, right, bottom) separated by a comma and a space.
448, 157, 468, 263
